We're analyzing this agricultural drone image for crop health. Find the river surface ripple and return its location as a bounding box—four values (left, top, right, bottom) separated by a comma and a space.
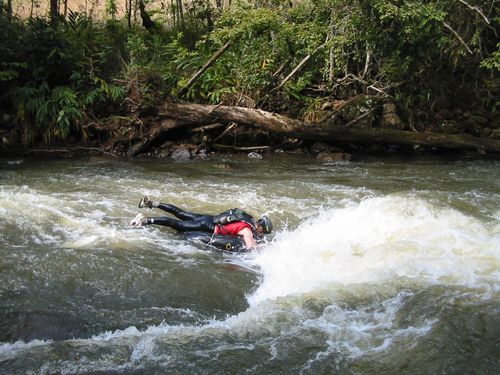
0, 155, 498, 374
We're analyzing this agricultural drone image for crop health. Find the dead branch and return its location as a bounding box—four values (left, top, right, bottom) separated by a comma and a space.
344, 107, 378, 127
28, 146, 115, 156
270, 54, 312, 93
272, 62, 287, 77
188, 123, 225, 133
270, 43, 327, 93
457, 0, 490, 24
319, 94, 365, 125
178, 41, 232, 97
212, 144, 270, 151
443, 21, 473, 54
212, 123, 237, 143
149, 102, 500, 154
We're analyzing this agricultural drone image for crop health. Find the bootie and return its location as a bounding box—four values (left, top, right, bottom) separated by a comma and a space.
138, 197, 154, 209
130, 213, 147, 227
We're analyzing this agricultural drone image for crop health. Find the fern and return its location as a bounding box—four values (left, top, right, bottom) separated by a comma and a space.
15, 83, 84, 144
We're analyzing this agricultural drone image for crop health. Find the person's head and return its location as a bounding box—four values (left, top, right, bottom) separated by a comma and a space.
256, 215, 273, 236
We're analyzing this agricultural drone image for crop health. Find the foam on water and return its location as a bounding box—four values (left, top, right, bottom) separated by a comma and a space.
0, 184, 200, 256
1, 159, 499, 374
247, 194, 500, 305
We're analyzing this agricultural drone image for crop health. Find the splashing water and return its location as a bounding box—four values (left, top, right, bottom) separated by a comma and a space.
248, 195, 499, 304
0, 156, 498, 374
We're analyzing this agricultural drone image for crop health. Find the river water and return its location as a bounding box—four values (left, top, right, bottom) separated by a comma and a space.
0, 154, 498, 374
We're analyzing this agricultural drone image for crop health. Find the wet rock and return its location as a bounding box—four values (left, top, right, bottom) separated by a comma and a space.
171, 146, 191, 161
195, 148, 209, 159
310, 142, 331, 154
248, 152, 262, 159
156, 149, 170, 158
310, 142, 343, 155
316, 151, 352, 162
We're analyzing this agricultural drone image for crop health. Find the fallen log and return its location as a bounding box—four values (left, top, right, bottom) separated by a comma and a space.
132, 102, 500, 155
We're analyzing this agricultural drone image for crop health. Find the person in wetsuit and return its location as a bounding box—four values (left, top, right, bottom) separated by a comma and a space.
129, 197, 273, 249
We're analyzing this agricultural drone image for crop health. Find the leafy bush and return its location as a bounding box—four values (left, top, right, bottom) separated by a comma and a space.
0, 12, 127, 145
1, 0, 498, 147
15, 83, 82, 143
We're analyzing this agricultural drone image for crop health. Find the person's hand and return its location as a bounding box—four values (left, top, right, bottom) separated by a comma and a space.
130, 213, 146, 227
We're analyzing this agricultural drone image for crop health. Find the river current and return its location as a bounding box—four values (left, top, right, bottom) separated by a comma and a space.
0, 154, 498, 374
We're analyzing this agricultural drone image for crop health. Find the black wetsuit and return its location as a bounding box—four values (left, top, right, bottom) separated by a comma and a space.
145, 204, 216, 233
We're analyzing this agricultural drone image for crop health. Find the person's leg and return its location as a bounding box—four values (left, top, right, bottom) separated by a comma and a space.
144, 215, 215, 233
155, 203, 212, 221
138, 197, 212, 221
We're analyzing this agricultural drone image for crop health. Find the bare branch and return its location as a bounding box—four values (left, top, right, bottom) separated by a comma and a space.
457, 0, 490, 24
213, 123, 237, 143
344, 107, 377, 128
178, 41, 232, 97
213, 144, 270, 151
443, 21, 473, 54
362, 46, 372, 78
270, 43, 327, 93
270, 54, 312, 93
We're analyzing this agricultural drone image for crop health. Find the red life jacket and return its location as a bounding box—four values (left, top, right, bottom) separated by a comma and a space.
214, 221, 252, 236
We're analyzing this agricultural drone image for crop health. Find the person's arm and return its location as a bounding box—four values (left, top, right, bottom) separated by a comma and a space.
238, 227, 256, 249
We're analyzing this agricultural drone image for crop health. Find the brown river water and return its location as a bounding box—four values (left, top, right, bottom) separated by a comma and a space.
0, 154, 498, 374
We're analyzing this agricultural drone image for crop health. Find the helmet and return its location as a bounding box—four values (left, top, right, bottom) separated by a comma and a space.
257, 215, 273, 234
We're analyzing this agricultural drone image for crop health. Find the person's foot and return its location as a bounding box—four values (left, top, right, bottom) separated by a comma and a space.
130, 213, 147, 227
138, 197, 153, 209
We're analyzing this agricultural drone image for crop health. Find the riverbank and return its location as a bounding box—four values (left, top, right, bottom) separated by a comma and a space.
1, 1, 498, 163
2, 100, 499, 161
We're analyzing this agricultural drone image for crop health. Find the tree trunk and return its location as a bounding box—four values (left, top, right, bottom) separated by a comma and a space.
138, 0, 156, 30
127, 0, 132, 28
50, 0, 59, 26
130, 102, 500, 155
170, 0, 176, 27
176, 0, 184, 29
2, 0, 10, 16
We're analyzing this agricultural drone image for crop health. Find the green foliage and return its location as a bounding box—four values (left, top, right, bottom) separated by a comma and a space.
124, 31, 190, 111
179, 5, 329, 104
179, 0, 498, 112
0, 11, 129, 145
481, 42, 500, 72
105, 0, 118, 19
15, 83, 83, 143
0, 0, 498, 147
